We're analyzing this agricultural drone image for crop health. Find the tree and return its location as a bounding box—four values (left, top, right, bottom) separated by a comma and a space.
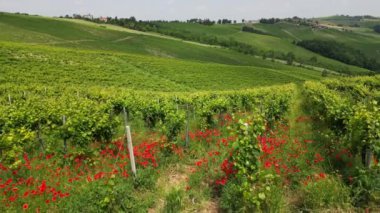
310, 56, 318, 63
321, 70, 328, 77
285, 52, 295, 65
262, 54, 267, 60
374, 25, 380, 33
129, 16, 136, 22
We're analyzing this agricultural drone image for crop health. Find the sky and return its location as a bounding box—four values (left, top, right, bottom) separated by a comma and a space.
0, 0, 379, 21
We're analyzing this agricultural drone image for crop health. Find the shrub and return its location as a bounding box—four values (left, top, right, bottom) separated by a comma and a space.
300, 175, 352, 210
219, 181, 244, 212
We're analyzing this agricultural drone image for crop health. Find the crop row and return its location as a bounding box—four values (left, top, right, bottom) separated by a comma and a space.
0, 84, 296, 168
303, 76, 380, 167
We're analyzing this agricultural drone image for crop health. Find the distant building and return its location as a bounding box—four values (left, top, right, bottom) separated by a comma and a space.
99, 16, 108, 22
246, 20, 259, 24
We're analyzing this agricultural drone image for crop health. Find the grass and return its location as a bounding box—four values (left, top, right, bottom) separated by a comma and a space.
0, 12, 372, 77
150, 21, 372, 74
0, 11, 378, 212
318, 15, 380, 29
0, 42, 323, 91
254, 21, 380, 65
0, 12, 305, 68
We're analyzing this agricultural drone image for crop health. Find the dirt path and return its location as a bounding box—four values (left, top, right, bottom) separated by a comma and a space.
113, 36, 134, 42
29, 39, 94, 45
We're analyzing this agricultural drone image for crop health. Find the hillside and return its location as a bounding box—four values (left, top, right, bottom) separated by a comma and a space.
253, 21, 380, 66
0, 12, 327, 90
142, 21, 373, 74
317, 15, 380, 29
0, 42, 323, 91
1, 10, 380, 213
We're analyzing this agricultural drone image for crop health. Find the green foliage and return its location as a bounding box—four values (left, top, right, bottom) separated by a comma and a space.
300, 176, 352, 210
0, 43, 321, 92
241, 26, 269, 35
0, 127, 35, 167
351, 168, 380, 207
163, 188, 184, 213
63, 176, 154, 212
303, 76, 380, 166
219, 180, 244, 212
141, 20, 372, 75
374, 25, 380, 33
286, 52, 295, 65
297, 40, 380, 72
230, 116, 264, 176
321, 69, 328, 77
133, 167, 158, 190
224, 89, 293, 211
0, 82, 297, 166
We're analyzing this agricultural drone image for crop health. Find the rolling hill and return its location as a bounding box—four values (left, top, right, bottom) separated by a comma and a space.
141, 20, 375, 74
0, 12, 330, 91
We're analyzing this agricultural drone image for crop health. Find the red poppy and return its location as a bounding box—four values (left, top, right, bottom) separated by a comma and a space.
39, 180, 47, 193
215, 177, 227, 186
264, 161, 272, 169
318, 173, 326, 179
9, 196, 17, 202
23, 191, 29, 197
94, 172, 105, 180
23, 203, 28, 210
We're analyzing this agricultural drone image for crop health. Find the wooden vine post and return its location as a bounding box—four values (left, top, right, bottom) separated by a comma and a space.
62, 115, 67, 153
185, 104, 190, 147
126, 125, 137, 176
123, 107, 136, 176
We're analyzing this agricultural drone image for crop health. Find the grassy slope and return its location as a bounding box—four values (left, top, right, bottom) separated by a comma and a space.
254, 22, 380, 65
0, 42, 322, 91
318, 15, 380, 28
0, 12, 292, 68
151, 22, 371, 74
0, 12, 327, 91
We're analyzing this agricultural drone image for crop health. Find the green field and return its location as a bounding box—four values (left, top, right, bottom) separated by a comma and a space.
1, 11, 380, 213
0, 12, 315, 69
0, 42, 323, 91
147, 21, 373, 74
253, 21, 380, 64
0, 12, 329, 91
317, 15, 380, 29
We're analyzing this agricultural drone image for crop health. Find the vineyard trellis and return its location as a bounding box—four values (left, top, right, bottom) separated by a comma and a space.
0, 84, 296, 167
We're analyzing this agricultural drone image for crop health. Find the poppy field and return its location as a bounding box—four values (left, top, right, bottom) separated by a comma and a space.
0, 76, 379, 212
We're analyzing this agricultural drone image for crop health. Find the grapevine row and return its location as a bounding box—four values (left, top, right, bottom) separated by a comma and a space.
303, 76, 380, 167
0, 84, 296, 167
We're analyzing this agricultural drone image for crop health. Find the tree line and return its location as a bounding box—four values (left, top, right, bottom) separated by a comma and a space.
241, 26, 269, 35
297, 40, 380, 72
374, 25, 380, 33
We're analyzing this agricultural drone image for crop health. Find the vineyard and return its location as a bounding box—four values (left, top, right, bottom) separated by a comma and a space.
1, 11, 380, 212
1, 75, 380, 212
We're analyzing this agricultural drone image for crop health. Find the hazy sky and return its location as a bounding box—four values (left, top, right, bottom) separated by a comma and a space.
0, 0, 379, 21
